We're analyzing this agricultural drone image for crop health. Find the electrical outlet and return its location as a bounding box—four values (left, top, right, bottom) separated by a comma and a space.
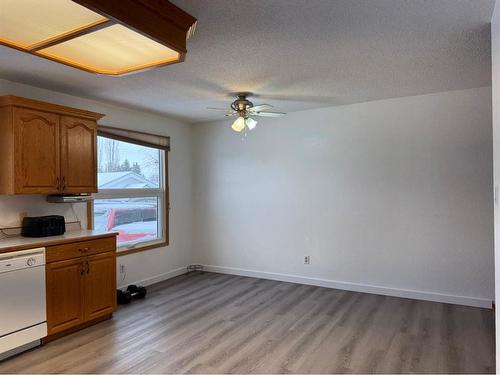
119, 264, 125, 274
304, 255, 311, 265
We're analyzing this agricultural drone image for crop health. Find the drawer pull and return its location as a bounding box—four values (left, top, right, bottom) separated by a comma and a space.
78, 247, 89, 253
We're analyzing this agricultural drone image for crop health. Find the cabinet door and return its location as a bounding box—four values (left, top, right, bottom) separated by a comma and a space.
84, 252, 116, 321
60, 116, 97, 193
46, 258, 85, 335
13, 108, 60, 194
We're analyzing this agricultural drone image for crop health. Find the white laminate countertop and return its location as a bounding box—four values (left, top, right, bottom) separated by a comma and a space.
0, 230, 118, 254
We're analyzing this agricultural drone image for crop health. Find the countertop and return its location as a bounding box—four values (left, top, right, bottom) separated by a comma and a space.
0, 230, 118, 254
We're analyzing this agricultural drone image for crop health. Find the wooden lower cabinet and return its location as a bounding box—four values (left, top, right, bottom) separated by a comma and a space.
46, 258, 85, 334
46, 238, 116, 337
85, 252, 116, 321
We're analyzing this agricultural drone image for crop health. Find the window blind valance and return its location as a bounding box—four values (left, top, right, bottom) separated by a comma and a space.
97, 125, 170, 151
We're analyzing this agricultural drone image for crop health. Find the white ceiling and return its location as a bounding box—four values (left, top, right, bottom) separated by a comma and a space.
0, 0, 494, 123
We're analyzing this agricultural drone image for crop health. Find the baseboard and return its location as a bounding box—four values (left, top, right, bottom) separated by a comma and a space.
118, 266, 188, 289
203, 265, 492, 309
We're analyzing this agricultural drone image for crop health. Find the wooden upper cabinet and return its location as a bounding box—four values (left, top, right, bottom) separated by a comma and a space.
0, 96, 104, 195
13, 108, 60, 194
60, 116, 97, 193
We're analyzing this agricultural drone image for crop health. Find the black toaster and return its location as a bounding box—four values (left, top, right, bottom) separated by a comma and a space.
21, 215, 66, 237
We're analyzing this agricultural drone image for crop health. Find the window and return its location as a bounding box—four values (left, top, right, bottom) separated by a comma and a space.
91, 127, 169, 253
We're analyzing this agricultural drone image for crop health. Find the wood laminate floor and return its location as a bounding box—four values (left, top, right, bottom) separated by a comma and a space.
0, 272, 495, 374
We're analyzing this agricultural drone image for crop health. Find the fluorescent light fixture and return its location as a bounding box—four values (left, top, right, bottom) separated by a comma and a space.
37, 24, 180, 75
232, 117, 246, 132
0, 0, 196, 75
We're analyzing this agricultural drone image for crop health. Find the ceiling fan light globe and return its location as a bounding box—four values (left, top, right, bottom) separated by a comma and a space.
245, 117, 258, 130
231, 116, 245, 132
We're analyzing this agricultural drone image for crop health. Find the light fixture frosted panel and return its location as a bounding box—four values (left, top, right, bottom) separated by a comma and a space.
0, 0, 106, 49
37, 24, 181, 75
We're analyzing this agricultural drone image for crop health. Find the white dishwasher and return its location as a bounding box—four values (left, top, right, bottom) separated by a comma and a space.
0, 248, 47, 358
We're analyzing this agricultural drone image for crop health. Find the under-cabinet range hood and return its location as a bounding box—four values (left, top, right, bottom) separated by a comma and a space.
46, 194, 94, 203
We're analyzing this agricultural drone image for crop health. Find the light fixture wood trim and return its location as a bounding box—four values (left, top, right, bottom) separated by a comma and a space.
36, 50, 181, 76
29, 19, 115, 52
0, 41, 182, 77
71, 0, 197, 54
0, 22, 183, 76
0, 96, 104, 120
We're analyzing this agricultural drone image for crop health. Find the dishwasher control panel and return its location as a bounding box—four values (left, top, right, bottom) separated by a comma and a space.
0, 248, 45, 273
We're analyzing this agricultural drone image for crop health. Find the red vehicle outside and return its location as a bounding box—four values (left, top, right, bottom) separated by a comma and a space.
105, 206, 157, 244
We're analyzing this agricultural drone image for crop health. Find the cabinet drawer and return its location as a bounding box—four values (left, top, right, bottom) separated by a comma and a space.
46, 237, 116, 263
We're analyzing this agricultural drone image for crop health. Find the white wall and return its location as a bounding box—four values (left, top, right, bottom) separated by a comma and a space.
0, 80, 493, 309
490, 3, 500, 372
192, 87, 494, 308
0, 79, 193, 287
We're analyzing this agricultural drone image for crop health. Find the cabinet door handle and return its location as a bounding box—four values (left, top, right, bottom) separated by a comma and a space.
56, 177, 60, 190
61, 176, 66, 191
86, 260, 90, 274
78, 247, 89, 253
80, 263, 85, 276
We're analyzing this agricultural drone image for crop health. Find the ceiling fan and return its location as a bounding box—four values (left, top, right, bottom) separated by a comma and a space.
208, 93, 286, 133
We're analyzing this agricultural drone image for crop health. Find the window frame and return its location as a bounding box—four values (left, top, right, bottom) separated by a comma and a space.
87, 133, 169, 257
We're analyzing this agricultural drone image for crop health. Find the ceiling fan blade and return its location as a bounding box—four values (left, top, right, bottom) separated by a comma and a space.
253, 111, 286, 117
207, 107, 237, 116
249, 104, 273, 112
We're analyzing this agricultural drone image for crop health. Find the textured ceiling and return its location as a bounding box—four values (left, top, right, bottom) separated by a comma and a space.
0, 0, 494, 123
